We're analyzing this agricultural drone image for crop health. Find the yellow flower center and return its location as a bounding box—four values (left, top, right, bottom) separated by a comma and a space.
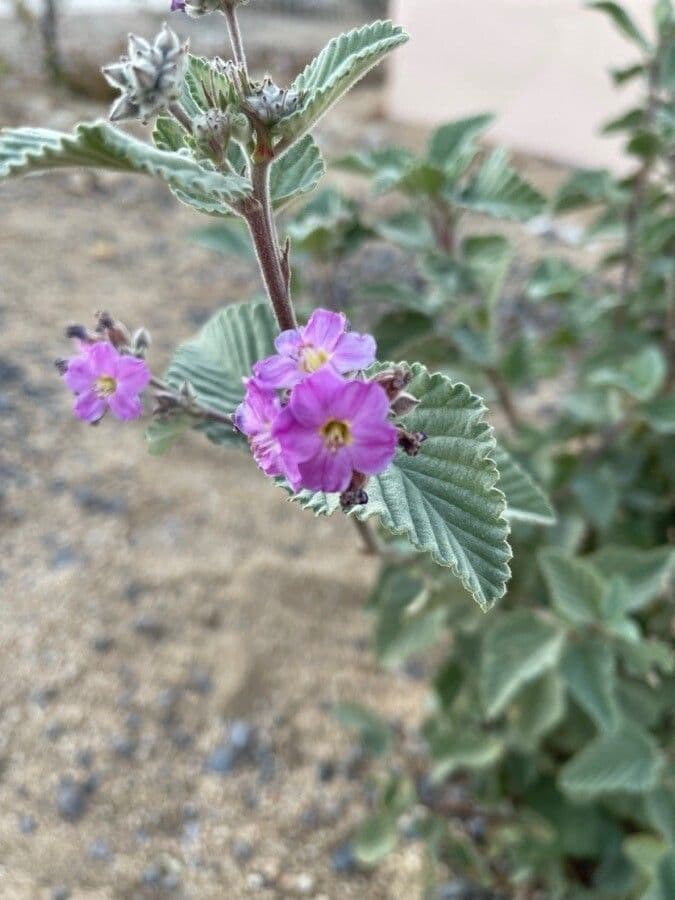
95, 375, 117, 397
320, 419, 352, 452
300, 346, 330, 373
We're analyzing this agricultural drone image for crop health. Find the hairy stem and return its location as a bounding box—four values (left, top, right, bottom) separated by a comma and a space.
352, 518, 381, 556
485, 367, 522, 432
245, 162, 297, 331
223, 1, 248, 81
150, 376, 233, 427
169, 102, 193, 134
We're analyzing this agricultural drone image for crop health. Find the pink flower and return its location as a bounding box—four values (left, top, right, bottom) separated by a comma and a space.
63, 341, 150, 423
234, 379, 299, 484
253, 309, 376, 390
272, 368, 398, 493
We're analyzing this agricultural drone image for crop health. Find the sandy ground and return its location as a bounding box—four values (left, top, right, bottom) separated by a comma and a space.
0, 11, 574, 899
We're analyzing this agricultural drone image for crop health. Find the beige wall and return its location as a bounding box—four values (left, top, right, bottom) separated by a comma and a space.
387, 0, 654, 170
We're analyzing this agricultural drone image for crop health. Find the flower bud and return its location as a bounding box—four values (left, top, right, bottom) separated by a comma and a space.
371, 367, 412, 401
390, 391, 420, 417
171, 0, 249, 16
95, 311, 131, 349
132, 328, 152, 355
397, 429, 428, 457
102, 23, 188, 124
244, 77, 303, 126
65, 324, 91, 342
340, 471, 369, 510
193, 109, 232, 162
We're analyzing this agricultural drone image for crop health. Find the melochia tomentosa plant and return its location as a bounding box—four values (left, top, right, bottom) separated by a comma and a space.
0, 0, 559, 612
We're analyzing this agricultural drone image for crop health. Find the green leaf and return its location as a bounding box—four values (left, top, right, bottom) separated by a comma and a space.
587, 2, 651, 51
277, 20, 408, 146
0, 121, 252, 215
560, 723, 663, 798
590, 345, 667, 401
527, 257, 585, 301
288, 364, 512, 609
647, 852, 675, 900
354, 812, 398, 865
646, 787, 675, 844
481, 610, 565, 718
539, 550, 605, 625
511, 671, 566, 746
640, 394, 675, 434
430, 730, 504, 781
145, 414, 193, 456
333, 702, 392, 756
164, 300, 276, 447
561, 639, 619, 732
189, 221, 255, 258
590, 546, 675, 610
427, 114, 494, 168
624, 834, 669, 879
153, 115, 187, 153
270, 134, 325, 210
372, 569, 446, 666
492, 445, 556, 526
457, 149, 545, 221
554, 169, 616, 212
374, 211, 435, 251
462, 234, 514, 307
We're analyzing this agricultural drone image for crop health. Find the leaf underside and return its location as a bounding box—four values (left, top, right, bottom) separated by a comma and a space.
0, 121, 252, 214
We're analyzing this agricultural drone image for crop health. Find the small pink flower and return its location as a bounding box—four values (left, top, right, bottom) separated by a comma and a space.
253, 309, 376, 390
273, 368, 398, 493
234, 379, 299, 483
63, 342, 150, 423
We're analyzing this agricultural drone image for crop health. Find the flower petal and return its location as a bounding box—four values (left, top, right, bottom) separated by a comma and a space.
74, 390, 107, 423
87, 341, 121, 377
253, 354, 301, 390
350, 420, 398, 475
274, 327, 303, 356
297, 447, 353, 493
64, 356, 94, 393
330, 332, 376, 374
108, 390, 143, 421
301, 309, 347, 352
273, 406, 323, 462
115, 356, 151, 393
288, 367, 347, 427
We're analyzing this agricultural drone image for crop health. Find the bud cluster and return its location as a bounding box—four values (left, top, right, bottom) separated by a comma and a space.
102, 24, 188, 124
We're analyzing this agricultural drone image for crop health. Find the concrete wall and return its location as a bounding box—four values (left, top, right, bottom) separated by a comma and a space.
387, 0, 655, 170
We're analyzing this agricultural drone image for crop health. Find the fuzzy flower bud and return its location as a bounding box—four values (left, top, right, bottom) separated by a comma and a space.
244, 77, 303, 126
193, 109, 232, 162
102, 24, 188, 124
171, 0, 249, 17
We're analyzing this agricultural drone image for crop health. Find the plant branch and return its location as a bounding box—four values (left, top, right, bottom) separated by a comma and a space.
169, 102, 193, 134
223, 1, 248, 81
150, 376, 233, 427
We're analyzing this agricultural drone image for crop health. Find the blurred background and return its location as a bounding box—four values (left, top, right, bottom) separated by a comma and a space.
0, 2, 671, 900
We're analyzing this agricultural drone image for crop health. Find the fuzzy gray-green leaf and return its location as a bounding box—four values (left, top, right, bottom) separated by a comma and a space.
277, 21, 408, 147
0, 120, 252, 214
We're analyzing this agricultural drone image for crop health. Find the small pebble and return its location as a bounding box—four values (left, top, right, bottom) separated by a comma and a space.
133, 614, 166, 641
185, 666, 212, 695
92, 635, 115, 654
111, 734, 137, 759
331, 842, 358, 875
51, 889, 70, 900
45, 721, 65, 741
317, 760, 336, 783
18, 814, 37, 834
232, 838, 254, 862
87, 838, 112, 862
56, 777, 89, 822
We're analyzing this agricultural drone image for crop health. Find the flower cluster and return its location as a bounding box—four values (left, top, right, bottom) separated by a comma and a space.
234, 310, 401, 501
102, 24, 188, 124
